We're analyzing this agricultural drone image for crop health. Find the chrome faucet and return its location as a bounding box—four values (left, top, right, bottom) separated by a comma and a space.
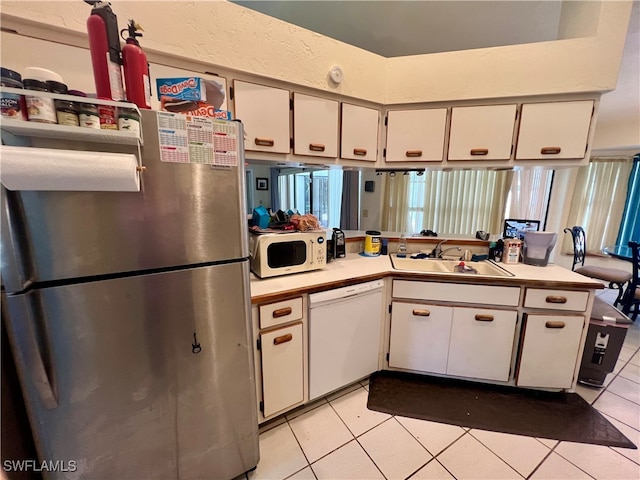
432, 239, 447, 258
440, 246, 462, 259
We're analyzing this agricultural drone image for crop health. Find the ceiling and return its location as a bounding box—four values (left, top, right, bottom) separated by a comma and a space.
232, 1, 564, 57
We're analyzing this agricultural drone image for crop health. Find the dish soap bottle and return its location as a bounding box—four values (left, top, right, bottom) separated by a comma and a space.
397, 233, 407, 258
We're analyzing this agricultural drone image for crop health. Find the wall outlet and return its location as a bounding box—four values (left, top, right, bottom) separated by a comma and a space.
362, 209, 369, 218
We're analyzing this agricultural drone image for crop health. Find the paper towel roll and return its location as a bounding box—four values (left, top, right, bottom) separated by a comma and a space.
0, 146, 140, 192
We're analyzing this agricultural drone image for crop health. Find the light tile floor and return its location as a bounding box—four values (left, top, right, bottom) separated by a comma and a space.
243, 289, 640, 480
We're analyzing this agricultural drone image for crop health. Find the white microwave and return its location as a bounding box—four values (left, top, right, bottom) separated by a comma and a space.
249, 231, 327, 278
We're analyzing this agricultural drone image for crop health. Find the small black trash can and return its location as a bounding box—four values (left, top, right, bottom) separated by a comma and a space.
578, 298, 632, 388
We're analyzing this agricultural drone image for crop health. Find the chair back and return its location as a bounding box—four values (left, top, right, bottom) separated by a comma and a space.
563, 226, 586, 271
629, 241, 639, 291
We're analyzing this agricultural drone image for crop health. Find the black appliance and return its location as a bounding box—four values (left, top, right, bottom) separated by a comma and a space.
332, 228, 346, 258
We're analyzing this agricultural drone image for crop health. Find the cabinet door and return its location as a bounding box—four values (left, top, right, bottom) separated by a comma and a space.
293, 93, 339, 158
515, 101, 594, 160
385, 109, 447, 162
233, 80, 290, 153
341, 103, 379, 161
447, 308, 517, 381
517, 314, 585, 389
448, 105, 517, 161
389, 302, 452, 374
261, 323, 304, 417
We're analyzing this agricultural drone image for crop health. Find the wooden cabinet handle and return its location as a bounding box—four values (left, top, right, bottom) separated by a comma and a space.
470, 148, 489, 156
545, 296, 567, 304
255, 137, 275, 147
540, 147, 561, 155
353, 148, 367, 156
406, 150, 423, 157
474, 314, 494, 322
309, 143, 325, 152
273, 333, 293, 345
272, 307, 292, 318
412, 309, 431, 317
545, 321, 566, 329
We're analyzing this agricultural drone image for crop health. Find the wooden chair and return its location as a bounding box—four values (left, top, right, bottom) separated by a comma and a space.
624, 241, 639, 320
563, 226, 632, 307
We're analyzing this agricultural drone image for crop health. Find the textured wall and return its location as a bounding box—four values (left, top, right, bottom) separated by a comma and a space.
0, 0, 632, 104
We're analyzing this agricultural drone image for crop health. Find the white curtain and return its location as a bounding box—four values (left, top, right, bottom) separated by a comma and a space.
326, 169, 343, 229
563, 158, 634, 254
505, 168, 554, 224
382, 170, 513, 236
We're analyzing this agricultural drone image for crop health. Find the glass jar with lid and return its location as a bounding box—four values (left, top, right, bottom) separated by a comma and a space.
117, 106, 141, 136
1, 67, 27, 121
24, 78, 57, 124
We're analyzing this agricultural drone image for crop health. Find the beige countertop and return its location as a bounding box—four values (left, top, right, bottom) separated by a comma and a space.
249, 254, 604, 303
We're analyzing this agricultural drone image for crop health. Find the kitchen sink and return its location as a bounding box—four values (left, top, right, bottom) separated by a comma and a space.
390, 255, 514, 277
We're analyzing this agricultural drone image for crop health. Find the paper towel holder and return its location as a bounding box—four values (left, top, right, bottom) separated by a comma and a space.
136, 166, 146, 172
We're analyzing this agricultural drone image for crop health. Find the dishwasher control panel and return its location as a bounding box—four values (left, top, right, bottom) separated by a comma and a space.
308, 279, 384, 306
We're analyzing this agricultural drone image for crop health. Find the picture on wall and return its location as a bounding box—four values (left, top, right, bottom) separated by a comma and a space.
256, 178, 269, 191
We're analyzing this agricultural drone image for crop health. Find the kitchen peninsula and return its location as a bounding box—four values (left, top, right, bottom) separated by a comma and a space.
249, 250, 604, 423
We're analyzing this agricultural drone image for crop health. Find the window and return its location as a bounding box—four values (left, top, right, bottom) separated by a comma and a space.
381, 168, 554, 237
382, 170, 513, 235
563, 158, 634, 253
504, 168, 554, 227
277, 168, 343, 228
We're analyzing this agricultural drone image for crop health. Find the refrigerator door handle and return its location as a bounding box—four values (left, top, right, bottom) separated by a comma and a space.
5, 293, 58, 409
0, 188, 33, 292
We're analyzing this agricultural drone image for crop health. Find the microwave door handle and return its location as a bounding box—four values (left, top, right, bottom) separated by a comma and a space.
309, 239, 314, 266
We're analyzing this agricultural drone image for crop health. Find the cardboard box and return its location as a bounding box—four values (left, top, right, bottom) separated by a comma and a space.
156, 76, 231, 120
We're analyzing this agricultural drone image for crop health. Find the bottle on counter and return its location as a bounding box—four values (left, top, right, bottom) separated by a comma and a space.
397, 233, 408, 258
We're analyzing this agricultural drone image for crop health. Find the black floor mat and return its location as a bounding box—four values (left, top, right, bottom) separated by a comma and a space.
367, 370, 636, 449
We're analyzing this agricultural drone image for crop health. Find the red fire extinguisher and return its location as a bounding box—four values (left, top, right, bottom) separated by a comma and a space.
121, 20, 151, 109
85, 0, 124, 101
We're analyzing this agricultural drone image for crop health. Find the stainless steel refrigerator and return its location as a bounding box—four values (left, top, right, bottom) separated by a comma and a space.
1, 111, 259, 479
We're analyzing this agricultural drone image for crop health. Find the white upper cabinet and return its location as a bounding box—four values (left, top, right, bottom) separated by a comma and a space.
233, 80, 290, 154
385, 109, 448, 162
293, 93, 339, 158
448, 105, 517, 161
515, 100, 594, 160
341, 103, 379, 162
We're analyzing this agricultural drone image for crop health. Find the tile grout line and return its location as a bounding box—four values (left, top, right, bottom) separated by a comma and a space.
326, 395, 390, 480
464, 430, 526, 479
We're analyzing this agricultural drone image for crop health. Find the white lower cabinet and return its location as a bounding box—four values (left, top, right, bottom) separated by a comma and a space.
516, 314, 586, 389
446, 308, 518, 381
260, 322, 304, 417
389, 302, 452, 374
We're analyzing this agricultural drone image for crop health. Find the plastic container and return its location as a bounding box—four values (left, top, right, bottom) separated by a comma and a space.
24, 78, 57, 124
118, 106, 141, 135
522, 232, 558, 267
363, 230, 381, 256
503, 238, 522, 264
1, 67, 26, 121
23, 67, 63, 84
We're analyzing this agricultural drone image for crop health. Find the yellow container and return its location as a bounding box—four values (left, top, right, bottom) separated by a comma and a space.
363, 230, 381, 256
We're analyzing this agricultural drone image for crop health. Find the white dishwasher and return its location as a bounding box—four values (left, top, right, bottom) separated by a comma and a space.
308, 279, 384, 400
